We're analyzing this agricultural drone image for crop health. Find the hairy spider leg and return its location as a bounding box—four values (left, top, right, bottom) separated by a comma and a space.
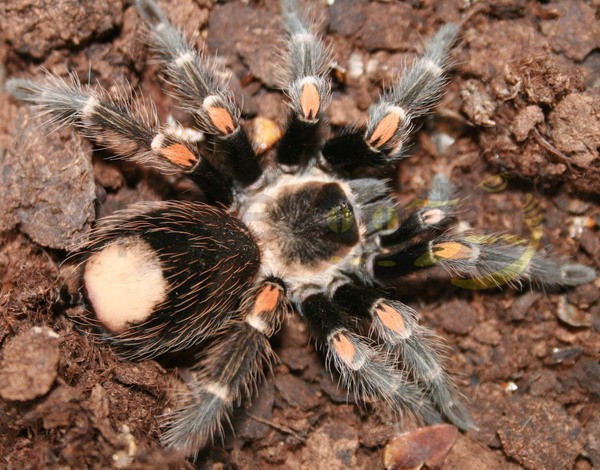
136, 0, 261, 187
276, 0, 332, 166
332, 284, 472, 430
378, 174, 456, 247
161, 279, 290, 454
6, 75, 230, 202
322, 24, 459, 173
373, 234, 596, 288
300, 292, 441, 423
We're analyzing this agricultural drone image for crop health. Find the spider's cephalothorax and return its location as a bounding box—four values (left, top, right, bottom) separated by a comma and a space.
7, 0, 596, 457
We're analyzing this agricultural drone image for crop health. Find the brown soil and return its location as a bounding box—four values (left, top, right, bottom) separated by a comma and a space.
1, 1, 599, 469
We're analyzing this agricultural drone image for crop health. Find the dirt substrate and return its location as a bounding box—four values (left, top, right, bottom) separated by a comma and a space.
1, 0, 599, 469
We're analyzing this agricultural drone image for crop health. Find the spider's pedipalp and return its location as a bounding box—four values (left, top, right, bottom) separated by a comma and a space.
379, 174, 456, 246
276, 0, 332, 166
301, 292, 439, 422
162, 279, 290, 454
332, 284, 472, 430
135, 0, 262, 186
323, 24, 459, 172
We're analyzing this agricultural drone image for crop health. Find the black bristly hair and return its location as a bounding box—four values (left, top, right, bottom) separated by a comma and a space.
5, 0, 596, 460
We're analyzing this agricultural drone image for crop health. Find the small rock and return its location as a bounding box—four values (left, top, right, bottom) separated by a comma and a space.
296, 417, 360, 469
580, 230, 600, 259
207, 3, 281, 88
444, 436, 516, 469
549, 93, 600, 169
328, 95, 364, 127
556, 296, 592, 327
460, 80, 496, 127
329, 0, 366, 37
0, 327, 60, 401
279, 347, 312, 372
23, 385, 83, 430
471, 320, 502, 346
545, 346, 583, 366
234, 381, 275, 440
0, 0, 124, 59
529, 370, 557, 396
541, 0, 600, 61
0, 112, 95, 249
509, 292, 541, 321
360, 2, 413, 52
275, 374, 318, 411
252, 117, 282, 155
383, 424, 458, 470
435, 299, 478, 335
510, 105, 544, 142
320, 374, 349, 404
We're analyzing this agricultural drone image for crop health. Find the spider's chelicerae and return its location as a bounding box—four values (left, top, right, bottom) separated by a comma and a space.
7, 0, 596, 457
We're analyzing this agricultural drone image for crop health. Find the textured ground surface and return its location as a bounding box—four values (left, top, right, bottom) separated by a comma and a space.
0, 0, 599, 469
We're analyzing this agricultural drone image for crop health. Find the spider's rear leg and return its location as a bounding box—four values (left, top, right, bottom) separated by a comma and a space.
322, 24, 459, 174
373, 236, 596, 289
275, 0, 332, 166
136, 0, 261, 187
78, 201, 261, 360
6, 75, 231, 203
161, 279, 290, 455
300, 292, 440, 423
332, 284, 472, 430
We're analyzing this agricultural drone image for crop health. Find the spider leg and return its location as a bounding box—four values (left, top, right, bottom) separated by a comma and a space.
300, 292, 440, 423
6, 75, 231, 203
276, 0, 332, 166
322, 24, 459, 173
372, 236, 596, 288
332, 284, 472, 430
136, 0, 261, 187
161, 279, 290, 455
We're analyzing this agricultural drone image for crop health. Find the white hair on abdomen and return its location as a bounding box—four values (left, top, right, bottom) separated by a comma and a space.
84, 237, 168, 333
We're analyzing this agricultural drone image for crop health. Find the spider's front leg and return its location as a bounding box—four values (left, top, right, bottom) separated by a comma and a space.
276, 0, 332, 166
322, 24, 459, 173
162, 279, 291, 454
136, 0, 262, 187
6, 75, 231, 203
300, 292, 440, 424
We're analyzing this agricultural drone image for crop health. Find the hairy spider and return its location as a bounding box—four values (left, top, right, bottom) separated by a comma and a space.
7, 0, 595, 458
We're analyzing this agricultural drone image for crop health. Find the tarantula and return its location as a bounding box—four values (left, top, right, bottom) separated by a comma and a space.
7, 0, 595, 457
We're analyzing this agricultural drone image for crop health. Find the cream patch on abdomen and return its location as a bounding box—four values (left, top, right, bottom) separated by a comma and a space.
84, 237, 167, 333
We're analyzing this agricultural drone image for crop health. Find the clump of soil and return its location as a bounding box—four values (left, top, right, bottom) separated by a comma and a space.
1, 1, 598, 469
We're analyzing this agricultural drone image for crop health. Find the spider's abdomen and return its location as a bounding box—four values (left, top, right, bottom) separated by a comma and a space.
82, 201, 261, 358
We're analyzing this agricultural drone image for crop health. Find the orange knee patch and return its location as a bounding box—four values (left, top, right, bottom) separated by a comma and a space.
332, 332, 357, 367
368, 109, 404, 148
432, 242, 473, 260
300, 82, 321, 120
375, 302, 407, 337
251, 284, 282, 315
206, 106, 236, 134
160, 143, 198, 168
